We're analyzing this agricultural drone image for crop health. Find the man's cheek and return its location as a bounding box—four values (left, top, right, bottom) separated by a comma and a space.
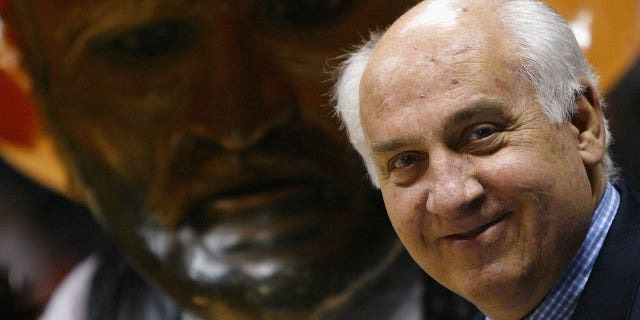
384, 192, 420, 242
479, 149, 543, 182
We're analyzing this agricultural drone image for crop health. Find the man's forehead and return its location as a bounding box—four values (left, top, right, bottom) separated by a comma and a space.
359, 0, 529, 133
362, 32, 496, 102
362, 0, 510, 92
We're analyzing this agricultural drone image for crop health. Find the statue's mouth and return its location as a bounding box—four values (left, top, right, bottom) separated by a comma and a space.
179, 177, 343, 257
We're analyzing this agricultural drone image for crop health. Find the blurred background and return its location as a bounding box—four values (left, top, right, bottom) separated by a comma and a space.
608, 59, 640, 191
0, 159, 105, 318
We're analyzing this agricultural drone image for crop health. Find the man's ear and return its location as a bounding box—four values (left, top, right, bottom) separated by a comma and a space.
571, 82, 606, 168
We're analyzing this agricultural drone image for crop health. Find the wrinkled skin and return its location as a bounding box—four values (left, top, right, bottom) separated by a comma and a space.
4, 1, 417, 319
359, 1, 607, 319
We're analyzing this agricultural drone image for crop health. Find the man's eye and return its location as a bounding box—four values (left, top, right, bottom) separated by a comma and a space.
468, 125, 497, 142
265, 0, 353, 27
391, 153, 420, 170
98, 20, 195, 60
386, 152, 426, 185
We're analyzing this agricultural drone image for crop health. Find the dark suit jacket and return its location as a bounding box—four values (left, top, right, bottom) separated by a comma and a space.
572, 183, 640, 319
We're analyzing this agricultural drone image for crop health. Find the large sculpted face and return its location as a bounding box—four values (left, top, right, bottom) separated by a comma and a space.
4, 0, 416, 318
359, 1, 605, 318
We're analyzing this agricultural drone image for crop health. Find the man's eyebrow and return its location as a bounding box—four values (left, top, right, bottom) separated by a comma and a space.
444, 101, 508, 131
371, 137, 422, 154
370, 102, 508, 154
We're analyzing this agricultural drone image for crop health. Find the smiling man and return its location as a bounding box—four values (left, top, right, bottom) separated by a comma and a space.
0, 1, 473, 319
334, 0, 640, 319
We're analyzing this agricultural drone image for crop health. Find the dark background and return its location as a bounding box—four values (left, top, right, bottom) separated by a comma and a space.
608, 57, 640, 191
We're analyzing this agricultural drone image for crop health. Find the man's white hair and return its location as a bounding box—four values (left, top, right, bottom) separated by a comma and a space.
333, 0, 614, 187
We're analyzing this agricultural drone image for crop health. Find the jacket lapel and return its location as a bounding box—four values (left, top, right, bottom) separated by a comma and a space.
572, 184, 640, 319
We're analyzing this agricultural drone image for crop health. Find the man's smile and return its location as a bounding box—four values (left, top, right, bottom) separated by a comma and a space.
442, 211, 511, 241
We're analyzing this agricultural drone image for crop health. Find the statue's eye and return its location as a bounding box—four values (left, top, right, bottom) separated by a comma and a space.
98, 19, 196, 60
265, 0, 353, 27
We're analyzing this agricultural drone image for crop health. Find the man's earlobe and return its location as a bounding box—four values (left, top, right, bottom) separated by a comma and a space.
571, 83, 606, 167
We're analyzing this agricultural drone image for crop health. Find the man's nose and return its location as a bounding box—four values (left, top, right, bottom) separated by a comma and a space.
425, 150, 485, 218
187, 14, 294, 151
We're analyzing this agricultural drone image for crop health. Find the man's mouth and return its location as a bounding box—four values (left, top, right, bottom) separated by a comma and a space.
444, 212, 510, 241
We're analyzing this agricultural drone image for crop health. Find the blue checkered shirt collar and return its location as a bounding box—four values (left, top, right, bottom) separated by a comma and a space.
485, 182, 620, 320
